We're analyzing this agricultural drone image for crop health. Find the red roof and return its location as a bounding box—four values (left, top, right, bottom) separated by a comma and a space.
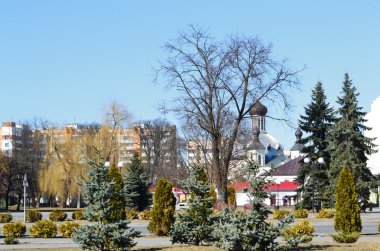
233, 181, 299, 192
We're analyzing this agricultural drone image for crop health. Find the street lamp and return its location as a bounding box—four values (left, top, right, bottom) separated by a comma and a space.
118, 161, 123, 173
23, 174, 28, 223
303, 157, 324, 213
104, 161, 110, 168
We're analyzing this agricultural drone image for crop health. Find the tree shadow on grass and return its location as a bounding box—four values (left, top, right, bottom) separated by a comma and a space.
290, 244, 337, 250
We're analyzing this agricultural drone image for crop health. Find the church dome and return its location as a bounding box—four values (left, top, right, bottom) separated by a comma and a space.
295, 128, 303, 138
249, 101, 268, 116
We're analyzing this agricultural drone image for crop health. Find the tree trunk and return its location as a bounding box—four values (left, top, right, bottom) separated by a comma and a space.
77, 191, 81, 208
17, 192, 22, 211
5, 192, 9, 211
212, 138, 228, 205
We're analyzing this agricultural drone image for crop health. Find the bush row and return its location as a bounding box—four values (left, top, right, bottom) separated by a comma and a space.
1, 221, 79, 239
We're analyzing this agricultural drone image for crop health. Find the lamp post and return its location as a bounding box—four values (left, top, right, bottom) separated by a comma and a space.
304, 157, 324, 213
118, 161, 123, 173
23, 173, 28, 223
105, 161, 110, 168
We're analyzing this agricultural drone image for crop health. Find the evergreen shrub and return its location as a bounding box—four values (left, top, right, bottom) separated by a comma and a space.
170, 165, 215, 245
316, 209, 334, 219
334, 167, 362, 234
2, 222, 26, 237
29, 220, 57, 238
26, 210, 42, 222
294, 209, 308, 219
148, 178, 175, 236
49, 210, 67, 221
0, 213, 13, 223
227, 184, 236, 207
282, 220, 314, 243
331, 232, 360, 243
109, 164, 126, 221
273, 209, 291, 219
58, 221, 80, 238
125, 209, 138, 220
139, 210, 150, 220
4, 236, 18, 245
72, 210, 85, 220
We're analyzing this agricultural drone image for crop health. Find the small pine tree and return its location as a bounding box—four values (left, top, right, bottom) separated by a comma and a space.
334, 167, 362, 234
73, 161, 140, 251
170, 165, 214, 245
227, 184, 236, 208
124, 152, 151, 211
148, 178, 175, 236
212, 159, 295, 251
109, 164, 126, 221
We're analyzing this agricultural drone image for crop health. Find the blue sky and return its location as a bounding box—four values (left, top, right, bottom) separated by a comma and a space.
1, 1, 379, 148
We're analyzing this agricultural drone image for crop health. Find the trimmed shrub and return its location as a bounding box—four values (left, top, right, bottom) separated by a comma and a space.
58, 221, 80, 238
273, 209, 291, 220
148, 178, 175, 236
316, 209, 335, 219
26, 210, 42, 223
72, 210, 85, 220
125, 209, 138, 220
4, 236, 18, 245
334, 167, 362, 234
282, 220, 314, 243
49, 210, 67, 221
294, 209, 308, 219
331, 232, 360, 243
139, 210, 150, 220
29, 220, 57, 238
2, 222, 26, 238
227, 184, 236, 207
0, 213, 13, 223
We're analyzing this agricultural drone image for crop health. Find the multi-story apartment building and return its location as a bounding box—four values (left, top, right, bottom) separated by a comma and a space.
0, 122, 23, 154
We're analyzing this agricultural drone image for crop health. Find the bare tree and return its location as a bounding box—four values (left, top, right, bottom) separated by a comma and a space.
0, 154, 20, 210
139, 118, 177, 185
102, 100, 132, 163
156, 26, 300, 204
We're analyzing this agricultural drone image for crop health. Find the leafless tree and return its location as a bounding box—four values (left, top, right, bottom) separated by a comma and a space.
139, 118, 177, 185
102, 100, 132, 163
156, 26, 300, 204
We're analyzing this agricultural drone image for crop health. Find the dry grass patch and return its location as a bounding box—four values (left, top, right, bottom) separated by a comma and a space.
296, 242, 380, 250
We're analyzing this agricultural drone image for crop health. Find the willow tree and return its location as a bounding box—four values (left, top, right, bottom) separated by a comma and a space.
156, 26, 300, 204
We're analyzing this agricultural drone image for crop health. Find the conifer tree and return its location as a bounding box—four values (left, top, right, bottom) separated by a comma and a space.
327, 73, 376, 208
124, 152, 151, 211
334, 167, 362, 234
148, 178, 175, 236
170, 165, 215, 245
109, 164, 126, 221
73, 161, 140, 251
212, 159, 296, 250
297, 81, 335, 209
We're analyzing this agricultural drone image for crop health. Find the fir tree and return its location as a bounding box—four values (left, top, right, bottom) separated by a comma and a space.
170, 165, 215, 245
334, 167, 362, 234
124, 152, 151, 211
297, 81, 335, 209
73, 161, 140, 251
148, 178, 175, 236
327, 73, 376, 209
212, 159, 296, 251
109, 164, 126, 221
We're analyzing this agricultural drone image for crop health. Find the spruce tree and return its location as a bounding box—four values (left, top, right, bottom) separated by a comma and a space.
327, 73, 376, 209
109, 164, 126, 221
212, 159, 295, 251
73, 161, 140, 251
170, 165, 214, 245
124, 152, 151, 211
148, 178, 175, 236
297, 81, 335, 209
334, 167, 362, 233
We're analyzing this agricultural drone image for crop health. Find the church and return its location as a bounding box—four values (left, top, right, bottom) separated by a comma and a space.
234, 101, 306, 207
